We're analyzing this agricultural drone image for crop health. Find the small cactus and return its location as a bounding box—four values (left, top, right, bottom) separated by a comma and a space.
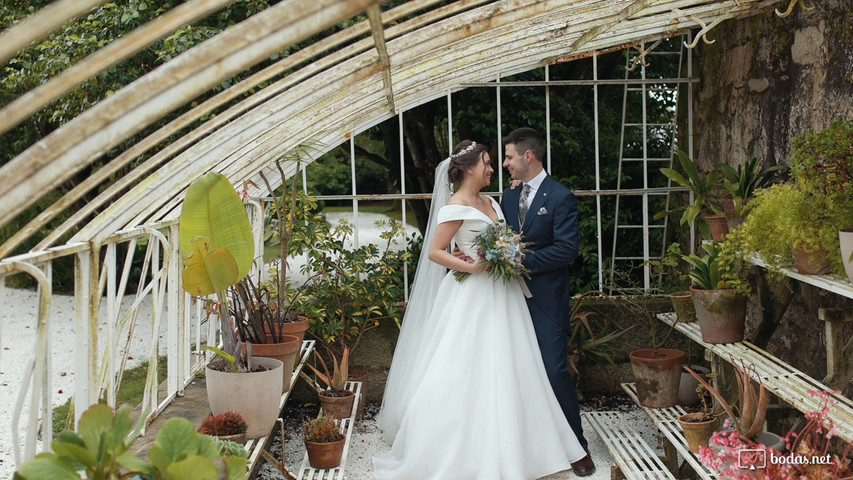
304, 415, 344, 443
200, 410, 248, 436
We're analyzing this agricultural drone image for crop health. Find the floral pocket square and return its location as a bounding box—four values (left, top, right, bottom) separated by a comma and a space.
537, 207, 548, 215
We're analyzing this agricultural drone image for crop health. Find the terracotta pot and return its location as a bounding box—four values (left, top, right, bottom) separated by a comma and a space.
205, 357, 283, 439
670, 291, 695, 323
264, 315, 310, 345
318, 389, 355, 419
840, 229, 853, 284
678, 365, 710, 406
690, 286, 746, 344
678, 413, 717, 453
792, 245, 832, 275
721, 198, 749, 230
705, 214, 729, 242
629, 348, 685, 408
240, 334, 300, 392
348, 368, 369, 420
305, 437, 345, 469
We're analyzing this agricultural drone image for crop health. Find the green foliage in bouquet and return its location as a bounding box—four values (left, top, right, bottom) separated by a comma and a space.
454, 220, 531, 283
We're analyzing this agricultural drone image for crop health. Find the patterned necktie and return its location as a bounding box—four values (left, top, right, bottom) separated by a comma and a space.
518, 183, 531, 226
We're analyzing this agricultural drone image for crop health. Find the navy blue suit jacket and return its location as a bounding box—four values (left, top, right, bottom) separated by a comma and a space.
500, 174, 580, 326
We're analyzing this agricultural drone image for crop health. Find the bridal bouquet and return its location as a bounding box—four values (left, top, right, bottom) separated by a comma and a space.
454, 221, 531, 283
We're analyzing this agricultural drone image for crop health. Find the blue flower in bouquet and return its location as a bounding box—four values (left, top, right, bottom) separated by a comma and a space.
454, 221, 531, 283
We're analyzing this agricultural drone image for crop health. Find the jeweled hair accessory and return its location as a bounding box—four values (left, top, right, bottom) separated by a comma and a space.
451, 141, 477, 158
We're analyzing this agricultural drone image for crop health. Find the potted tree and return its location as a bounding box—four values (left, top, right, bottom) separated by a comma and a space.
609, 272, 684, 408
717, 156, 786, 230
305, 347, 355, 419
200, 410, 249, 445
304, 415, 345, 469
180, 171, 284, 440
682, 241, 748, 344
294, 217, 408, 415
658, 150, 727, 242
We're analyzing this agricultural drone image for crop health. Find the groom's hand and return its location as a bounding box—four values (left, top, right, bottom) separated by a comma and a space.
451, 247, 466, 259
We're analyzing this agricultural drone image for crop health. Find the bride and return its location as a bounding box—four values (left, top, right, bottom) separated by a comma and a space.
373, 140, 586, 479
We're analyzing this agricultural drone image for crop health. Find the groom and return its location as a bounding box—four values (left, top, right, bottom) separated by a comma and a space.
501, 127, 595, 476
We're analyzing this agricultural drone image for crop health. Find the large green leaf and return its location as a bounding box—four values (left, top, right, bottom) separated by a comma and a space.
14, 453, 80, 480
179, 172, 254, 296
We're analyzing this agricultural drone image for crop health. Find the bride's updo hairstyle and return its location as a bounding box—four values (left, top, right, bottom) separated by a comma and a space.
448, 140, 489, 186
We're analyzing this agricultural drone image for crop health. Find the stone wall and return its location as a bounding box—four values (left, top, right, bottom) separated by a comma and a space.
691, 0, 853, 171
690, 0, 853, 397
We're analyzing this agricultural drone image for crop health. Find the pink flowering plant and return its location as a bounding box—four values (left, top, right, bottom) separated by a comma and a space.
699, 390, 853, 479
454, 220, 531, 283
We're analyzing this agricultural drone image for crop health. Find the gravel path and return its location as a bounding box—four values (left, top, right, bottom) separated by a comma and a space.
257, 399, 660, 480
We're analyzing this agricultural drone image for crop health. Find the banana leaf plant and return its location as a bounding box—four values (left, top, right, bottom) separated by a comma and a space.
180, 172, 255, 371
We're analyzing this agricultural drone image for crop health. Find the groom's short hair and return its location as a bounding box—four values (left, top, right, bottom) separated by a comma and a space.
503, 127, 546, 164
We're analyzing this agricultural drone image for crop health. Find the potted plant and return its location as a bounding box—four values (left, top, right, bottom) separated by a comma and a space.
200, 410, 249, 445
647, 242, 695, 323
725, 182, 837, 276
717, 156, 786, 229
567, 291, 637, 379
294, 217, 408, 413
180, 171, 284, 439
230, 272, 304, 393
682, 241, 748, 344
685, 361, 783, 450
658, 150, 727, 241
609, 271, 685, 408
304, 415, 345, 470
788, 117, 853, 280
305, 346, 355, 419
13, 404, 247, 480
677, 382, 718, 453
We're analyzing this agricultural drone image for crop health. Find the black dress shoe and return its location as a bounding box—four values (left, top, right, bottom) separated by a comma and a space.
571, 453, 596, 477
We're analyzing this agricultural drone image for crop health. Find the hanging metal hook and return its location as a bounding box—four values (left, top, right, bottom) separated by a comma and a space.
775, 0, 815, 18
627, 38, 663, 72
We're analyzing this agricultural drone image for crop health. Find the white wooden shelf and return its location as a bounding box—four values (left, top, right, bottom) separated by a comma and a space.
246, 340, 316, 477
297, 380, 362, 480
620, 383, 718, 480
585, 410, 678, 480
658, 312, 853, 443
751, 255, 853, 300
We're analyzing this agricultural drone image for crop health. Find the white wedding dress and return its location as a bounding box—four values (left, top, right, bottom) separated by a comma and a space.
373, 198, 586, 480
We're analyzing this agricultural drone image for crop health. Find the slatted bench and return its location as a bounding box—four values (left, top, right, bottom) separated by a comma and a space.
585, 410, 677, 480
246, 339, 315, 478
297, 380, 362, 480
658, 312, 853, 443
621, 383, 719, 479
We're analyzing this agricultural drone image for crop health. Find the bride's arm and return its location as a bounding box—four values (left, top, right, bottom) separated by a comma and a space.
428, 221, 485, 274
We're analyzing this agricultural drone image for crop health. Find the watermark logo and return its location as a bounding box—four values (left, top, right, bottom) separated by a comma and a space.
737, 449, 833, 470
738, 449, 766, 469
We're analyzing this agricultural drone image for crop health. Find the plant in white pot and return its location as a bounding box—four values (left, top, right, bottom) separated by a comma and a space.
180, 171, 284, 439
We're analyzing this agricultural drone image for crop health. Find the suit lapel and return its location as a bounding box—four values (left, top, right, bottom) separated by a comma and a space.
522, 175, 552, 232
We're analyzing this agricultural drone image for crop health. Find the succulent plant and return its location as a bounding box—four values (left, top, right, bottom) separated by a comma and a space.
200, 410, 248, 436
304, 415, 344, 443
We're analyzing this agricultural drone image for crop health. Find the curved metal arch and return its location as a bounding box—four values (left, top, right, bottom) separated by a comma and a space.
1, 0, 779, 255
